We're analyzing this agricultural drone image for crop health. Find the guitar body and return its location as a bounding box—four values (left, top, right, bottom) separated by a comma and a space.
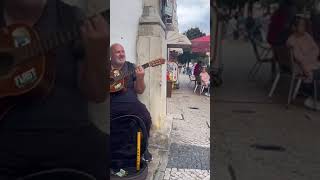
110, 69, 126, 93
0, 24, 56, 120
0, 10, 110, 120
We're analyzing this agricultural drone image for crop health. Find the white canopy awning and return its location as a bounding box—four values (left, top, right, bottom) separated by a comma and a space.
166, 31, 192, 49
169, 48, 183, 54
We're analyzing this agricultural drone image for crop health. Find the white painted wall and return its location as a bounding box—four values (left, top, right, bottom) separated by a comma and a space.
110, 0, 143, 63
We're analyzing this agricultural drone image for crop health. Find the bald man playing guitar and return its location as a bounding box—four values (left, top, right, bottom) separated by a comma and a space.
110, 43, 160, 163
0, 0, 108, 179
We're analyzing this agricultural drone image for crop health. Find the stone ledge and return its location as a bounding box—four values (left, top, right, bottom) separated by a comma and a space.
145, 148, 169, 180
139, 16, 166, 30
147, 115, 174, 180
149, 115, 174, 150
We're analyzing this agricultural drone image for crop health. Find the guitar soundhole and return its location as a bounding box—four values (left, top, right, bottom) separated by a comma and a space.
0, 52, 14, 75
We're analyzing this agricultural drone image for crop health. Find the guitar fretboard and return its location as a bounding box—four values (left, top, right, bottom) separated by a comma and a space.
15, 27, 81, 60
13, 10, 109, 62
113, 63, 150, 82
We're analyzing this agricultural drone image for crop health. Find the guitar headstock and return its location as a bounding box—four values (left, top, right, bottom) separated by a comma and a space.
149, 58, 166, 67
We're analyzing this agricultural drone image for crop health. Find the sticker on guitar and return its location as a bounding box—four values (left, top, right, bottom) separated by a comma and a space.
12, 27, 31, 48
11, 26, 37, 88
14, 68, 37, 88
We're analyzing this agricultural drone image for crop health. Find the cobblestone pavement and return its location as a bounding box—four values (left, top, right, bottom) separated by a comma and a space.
164, 168, 210, 180
167, 143, 210, 170
163, 74, 210, 180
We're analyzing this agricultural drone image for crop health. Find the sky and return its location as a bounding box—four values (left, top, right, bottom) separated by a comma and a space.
176, 0, 210, 35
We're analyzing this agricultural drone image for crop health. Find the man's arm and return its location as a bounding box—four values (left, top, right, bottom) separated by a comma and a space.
79, 15, 109, 103
79, 58, 107, 103
134, 65, 146, 94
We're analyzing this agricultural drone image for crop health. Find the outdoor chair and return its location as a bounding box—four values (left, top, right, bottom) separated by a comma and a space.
248, 36, 274, 80
188, 74, 197, 88
193, 75, 202, 94
200, 82, 210, 96
311, 69, 320, 110
194, 76, 210, 96
268, 46, 304, 106
294, 69, 320, 111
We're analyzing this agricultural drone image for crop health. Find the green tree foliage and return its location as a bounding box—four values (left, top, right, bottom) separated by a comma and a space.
179, 27, 208, 66
177, 51, 209, 66
177, 51, 195, 66
183, 27, 206, 40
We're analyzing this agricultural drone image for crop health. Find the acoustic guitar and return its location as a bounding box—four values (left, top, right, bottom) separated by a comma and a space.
110, 58, 165, 93
0, 9, 109, 120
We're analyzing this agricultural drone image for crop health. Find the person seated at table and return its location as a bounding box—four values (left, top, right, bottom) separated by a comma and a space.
200, 66, 210, 96
287, 16, 320, 103
287, 16, 320, 83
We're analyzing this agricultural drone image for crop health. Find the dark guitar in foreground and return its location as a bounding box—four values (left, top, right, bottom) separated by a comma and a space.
0, 9, 109, 120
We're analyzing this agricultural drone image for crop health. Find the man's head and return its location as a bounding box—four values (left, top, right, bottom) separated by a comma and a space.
110, 43, 126, 67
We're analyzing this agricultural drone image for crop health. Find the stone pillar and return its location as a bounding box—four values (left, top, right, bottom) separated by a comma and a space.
137, 5, 167, 132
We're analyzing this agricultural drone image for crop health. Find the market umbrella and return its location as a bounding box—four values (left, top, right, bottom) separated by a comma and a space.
191, 35, 210, 53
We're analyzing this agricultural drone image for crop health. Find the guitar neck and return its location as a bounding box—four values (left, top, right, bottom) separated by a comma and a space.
15, 10, 109, 60
112, 58, 165, 82
122, 63, 150, 79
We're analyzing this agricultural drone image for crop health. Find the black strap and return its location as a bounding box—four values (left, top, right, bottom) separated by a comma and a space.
127, 62, 137, 81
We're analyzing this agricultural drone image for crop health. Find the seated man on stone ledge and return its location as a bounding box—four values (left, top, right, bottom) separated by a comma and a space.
110, 43, 153, 162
